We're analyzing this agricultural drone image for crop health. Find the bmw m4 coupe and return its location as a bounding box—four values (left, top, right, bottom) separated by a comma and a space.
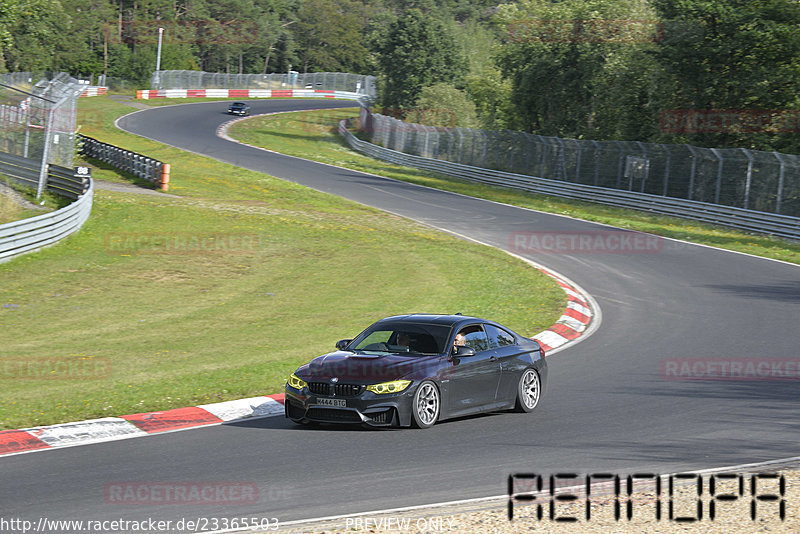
284, 314, 546, 429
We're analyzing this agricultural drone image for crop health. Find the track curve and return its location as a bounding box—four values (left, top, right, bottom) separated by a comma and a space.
2, 99, 799, 528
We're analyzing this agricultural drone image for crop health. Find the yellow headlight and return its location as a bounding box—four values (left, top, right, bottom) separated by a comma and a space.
366, 379, 412, 394
287, 373, 307, 390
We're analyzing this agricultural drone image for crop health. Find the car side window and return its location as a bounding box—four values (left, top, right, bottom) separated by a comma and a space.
459, 325, 491, 353
485, 324, 516, 347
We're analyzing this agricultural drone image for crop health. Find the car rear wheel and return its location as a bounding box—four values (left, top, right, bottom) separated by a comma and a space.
411, 381, 440, 429
514, 368, 541, 413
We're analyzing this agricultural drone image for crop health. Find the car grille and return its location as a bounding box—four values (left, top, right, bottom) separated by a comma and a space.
308, 382, 363, 397
306, 408, 361, 422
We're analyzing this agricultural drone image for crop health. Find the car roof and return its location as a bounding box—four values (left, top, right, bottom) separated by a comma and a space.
229, 102, 247, 106
376, 313, 486, 328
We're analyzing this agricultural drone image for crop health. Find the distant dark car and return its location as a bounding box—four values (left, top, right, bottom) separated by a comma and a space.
227, 102, 250, 116
285, 314, 546, 429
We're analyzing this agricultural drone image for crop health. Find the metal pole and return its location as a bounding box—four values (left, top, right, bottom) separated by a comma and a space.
155, 27, 164, 88
36, 105, 55, 199
636, 141, 648, 192
686, 145, 698, 201
591, 140, 601, 186
614, 141, 625, 188
555, 137, 566, 181
741, 148, 754, 210
23, 100, 30, 158
773, 151, 787, 214
710, 148, 723, 205
662, 144, 671, 197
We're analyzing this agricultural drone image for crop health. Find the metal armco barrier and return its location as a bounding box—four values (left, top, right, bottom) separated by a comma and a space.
0, 151, 93, 263
338, 120, 800, 241
78, 134, 169, 189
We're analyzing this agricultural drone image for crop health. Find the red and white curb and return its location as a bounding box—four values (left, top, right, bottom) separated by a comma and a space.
530, 266, 597, 353
0, 395, 284, 457
136, 88, 363, 100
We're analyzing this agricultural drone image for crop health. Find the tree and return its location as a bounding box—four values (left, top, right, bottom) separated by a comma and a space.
650, 0, 800, 151
493, 0, 660, 137
374, 8, 467, 112
295, 0, 372, 73
2, 0, 68, 72
410, 82, 478, 128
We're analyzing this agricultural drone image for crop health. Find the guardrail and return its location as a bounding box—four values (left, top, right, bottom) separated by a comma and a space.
338, 120, 800, 241
78, 134, 170, 190
0, 151, 93, 263
0, 151, 90, 199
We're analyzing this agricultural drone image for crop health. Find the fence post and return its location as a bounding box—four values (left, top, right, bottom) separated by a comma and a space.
710, 148, 723, 204
591, 140, 601, 186
555, 137, 566, 181
614, 141, 625, 188
742, 148, 754, 210
773, 151, 786, 214
662, 144, 671, 196
636, 141, 648, 192
36, 104, 56, 199
686, 144, 698, 201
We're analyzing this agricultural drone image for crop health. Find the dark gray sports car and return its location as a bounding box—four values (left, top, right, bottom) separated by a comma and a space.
284, 314, 546, 429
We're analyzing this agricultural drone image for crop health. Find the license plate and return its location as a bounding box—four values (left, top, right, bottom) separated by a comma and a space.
315, 397, 346, 407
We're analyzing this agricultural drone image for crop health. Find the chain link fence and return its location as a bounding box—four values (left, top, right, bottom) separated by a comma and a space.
0, 72, 85, 197
0, 72, 84, 168
360, 108, 800, 217
151, 70, 377, 98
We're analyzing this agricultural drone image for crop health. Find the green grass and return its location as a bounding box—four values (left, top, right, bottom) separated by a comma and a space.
0, 97, 566, 430
0, 180, 65, 224
229, 108, 800, 265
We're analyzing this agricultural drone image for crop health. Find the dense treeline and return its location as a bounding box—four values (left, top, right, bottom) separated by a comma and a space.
2, 0, 799, 152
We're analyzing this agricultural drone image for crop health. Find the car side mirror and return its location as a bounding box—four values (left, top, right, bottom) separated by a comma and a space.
453, 345, 476, 357
336, 339, 352, 350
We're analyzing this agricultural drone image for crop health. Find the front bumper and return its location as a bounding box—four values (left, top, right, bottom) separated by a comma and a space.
284, 386, 415, 427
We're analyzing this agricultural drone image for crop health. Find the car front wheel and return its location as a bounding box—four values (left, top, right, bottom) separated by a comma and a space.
514, 368, 541, 413
411, 381, 440, 429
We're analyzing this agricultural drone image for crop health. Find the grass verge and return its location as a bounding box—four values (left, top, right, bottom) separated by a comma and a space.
0, 97, 565, 430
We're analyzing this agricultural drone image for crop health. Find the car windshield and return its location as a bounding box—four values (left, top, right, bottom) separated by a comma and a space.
349, 322, 451, 355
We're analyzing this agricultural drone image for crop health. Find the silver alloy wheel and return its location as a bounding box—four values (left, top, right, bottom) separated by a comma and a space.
516, 368, 540, 412
413, 382, 440, 428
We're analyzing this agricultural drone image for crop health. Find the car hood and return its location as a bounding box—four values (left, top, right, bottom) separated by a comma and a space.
297, 351, 438, 382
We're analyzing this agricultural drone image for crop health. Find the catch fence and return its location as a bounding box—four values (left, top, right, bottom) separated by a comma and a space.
360, 109, 800, 217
